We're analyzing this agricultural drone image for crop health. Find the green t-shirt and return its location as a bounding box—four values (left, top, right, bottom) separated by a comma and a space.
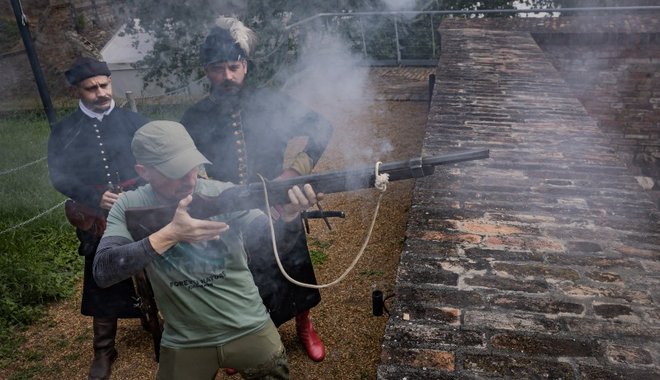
105, 179, 269, 348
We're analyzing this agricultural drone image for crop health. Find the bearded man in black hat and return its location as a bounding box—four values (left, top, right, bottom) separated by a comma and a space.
181, 16, 333, 362
47, 56, 150, 380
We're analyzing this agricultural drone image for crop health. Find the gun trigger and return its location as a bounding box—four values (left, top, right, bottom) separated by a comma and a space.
409, 157, 425, 178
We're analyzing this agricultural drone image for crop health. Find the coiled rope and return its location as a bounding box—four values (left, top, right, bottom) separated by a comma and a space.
259, 161, 390, 288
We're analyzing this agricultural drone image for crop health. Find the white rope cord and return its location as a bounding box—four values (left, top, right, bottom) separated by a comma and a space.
0, 199, 66, 236
258, 162, 390, 289
0, 156, 47, 176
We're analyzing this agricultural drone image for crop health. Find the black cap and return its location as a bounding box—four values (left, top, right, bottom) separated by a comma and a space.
65, 57, 111, 85
200, 27, 246, 66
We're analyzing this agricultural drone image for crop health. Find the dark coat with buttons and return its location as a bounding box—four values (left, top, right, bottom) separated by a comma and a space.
181, 87, 332, 184
181, 87, 333, 325
48, 106, 148, 318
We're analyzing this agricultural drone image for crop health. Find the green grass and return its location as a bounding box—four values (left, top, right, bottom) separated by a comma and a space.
359, 269, 384, 277
308, 237, 332, 266
0, 112, 81, 370
309, 248, 328, 266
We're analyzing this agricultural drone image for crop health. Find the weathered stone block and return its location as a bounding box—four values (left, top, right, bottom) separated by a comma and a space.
463, 311, 561, 332
579, 364, 660, 380
605, 343, 654, 365
491, 295, 584, 314
492, 262, 580, 281
395, 285, 484, 308
381, 347, 455, 372
586, 271, 623, 283
491, 332, 596, 356
463, 353, 575, 379
383, 323, 486, 349
464, 275, 549, 293
593, 303, 633, 319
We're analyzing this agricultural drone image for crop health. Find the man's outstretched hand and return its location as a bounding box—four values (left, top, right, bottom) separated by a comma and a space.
149, 195, 230, 254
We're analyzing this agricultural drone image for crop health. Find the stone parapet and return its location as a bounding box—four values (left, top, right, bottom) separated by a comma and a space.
379, 25, 660, 379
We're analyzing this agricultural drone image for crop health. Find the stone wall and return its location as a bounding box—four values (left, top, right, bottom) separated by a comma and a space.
379, 25, 660, 380
440, 13, 660, 207
0, 51, 35, 106
538, 33, 660, 205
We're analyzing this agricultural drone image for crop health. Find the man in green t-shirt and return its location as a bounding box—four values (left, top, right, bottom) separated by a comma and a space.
93, 120, 317, 379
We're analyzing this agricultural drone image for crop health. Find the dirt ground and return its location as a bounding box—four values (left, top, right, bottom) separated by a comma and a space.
0, 68, 432, 380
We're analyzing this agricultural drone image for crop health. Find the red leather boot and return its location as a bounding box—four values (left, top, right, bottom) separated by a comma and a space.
295, 309, 325, 362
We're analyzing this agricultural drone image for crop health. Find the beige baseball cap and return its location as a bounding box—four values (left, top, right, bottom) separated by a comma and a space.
132, 120, 211, 179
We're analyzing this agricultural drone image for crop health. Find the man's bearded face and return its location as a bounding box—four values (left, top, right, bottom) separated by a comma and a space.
205, 60, 247, 97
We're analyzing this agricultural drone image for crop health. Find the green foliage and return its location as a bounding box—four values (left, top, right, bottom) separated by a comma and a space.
115, 0, 236, 90
308, 237, 332, 266
309, 237, 332, 249
359, 269, 384, 277
115, 0, 309, 89
0, 113, 82, 369
112, 0, 580, 90
309, 248, 328, 266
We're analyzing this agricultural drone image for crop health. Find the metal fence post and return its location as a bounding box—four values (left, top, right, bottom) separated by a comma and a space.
358, 16, 368, 58
394, 15, 401, 65
430, 14, 436, 59
428, 73, 436, 111
126, 91, 138, 112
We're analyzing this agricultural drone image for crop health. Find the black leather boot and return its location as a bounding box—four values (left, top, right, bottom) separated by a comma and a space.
88, 317, 118, 380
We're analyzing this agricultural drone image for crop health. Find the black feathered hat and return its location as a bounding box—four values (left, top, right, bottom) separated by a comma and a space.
200, 16, 257, 66
65, 57, 111, 85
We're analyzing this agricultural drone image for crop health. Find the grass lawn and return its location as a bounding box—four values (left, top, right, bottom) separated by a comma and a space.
0, 110, 82, 369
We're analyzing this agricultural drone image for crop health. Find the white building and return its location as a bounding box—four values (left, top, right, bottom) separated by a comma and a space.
100, 21, 205, 99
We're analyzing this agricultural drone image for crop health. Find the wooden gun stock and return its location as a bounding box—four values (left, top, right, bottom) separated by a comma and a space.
125, 149, 489, 241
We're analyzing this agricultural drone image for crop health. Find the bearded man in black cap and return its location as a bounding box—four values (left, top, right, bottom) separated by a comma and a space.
47, 56, 150, 380
181, 16, 333, 362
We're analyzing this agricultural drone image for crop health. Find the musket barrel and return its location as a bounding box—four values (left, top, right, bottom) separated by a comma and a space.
262, 148, 490, 192
373, 148, 489, 181
422, 149, 490, 166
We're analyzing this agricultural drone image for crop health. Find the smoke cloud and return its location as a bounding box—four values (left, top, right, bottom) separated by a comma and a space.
277, 27, 393, 167
382, 0, 417, 11
280, 32, 374, 120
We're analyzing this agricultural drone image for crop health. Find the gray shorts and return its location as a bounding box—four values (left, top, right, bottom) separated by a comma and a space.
156, 319, 289, 380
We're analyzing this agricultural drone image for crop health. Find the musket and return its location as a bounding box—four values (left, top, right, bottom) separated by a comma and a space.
125, 149, 489, 240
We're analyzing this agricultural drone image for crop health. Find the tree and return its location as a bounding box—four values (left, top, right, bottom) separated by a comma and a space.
115, 0, 594, 91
